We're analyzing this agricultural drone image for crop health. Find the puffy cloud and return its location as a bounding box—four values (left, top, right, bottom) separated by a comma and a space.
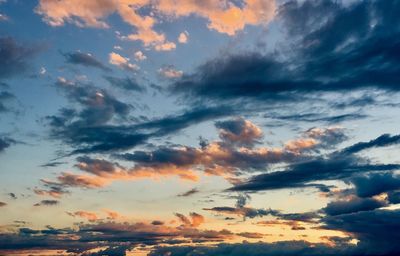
158, 65, 183, 79
156, 0, 276, 36
36, 0, 276, 52
35, 0, 118, 28
154, 41, 176, 51
109, 52, 139, 71
134, 50, 146, 61
68, 211, 99, 222
215, 117, 263, 147
178, 31, 189, 43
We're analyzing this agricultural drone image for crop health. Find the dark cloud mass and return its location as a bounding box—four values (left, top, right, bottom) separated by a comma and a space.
0, 37, 41, 79
33, 200, 59, 206
230, 133, 400, 192
0, 136, 16, 153
47, 102, 234, 154
63, 51, 110, 71
171, 0, 400, 103
104, 76, 145, 92
3, 1, 400, 256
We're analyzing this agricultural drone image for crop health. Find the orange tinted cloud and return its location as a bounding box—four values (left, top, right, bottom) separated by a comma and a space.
68, 211, 99, 222
157, 0, 276, 35
36, 0, 276, 49
39, 124, 344, 192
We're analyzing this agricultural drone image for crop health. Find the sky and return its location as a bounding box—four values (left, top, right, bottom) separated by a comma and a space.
1, 0, 400, 255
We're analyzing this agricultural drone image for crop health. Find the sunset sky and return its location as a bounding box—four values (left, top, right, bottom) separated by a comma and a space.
1, 0, 400, 255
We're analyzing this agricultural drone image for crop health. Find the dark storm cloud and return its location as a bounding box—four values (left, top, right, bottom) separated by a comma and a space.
351, 173, 400, 198
323, 209, 400, 254
149, 240, 356, 256
230, 132, 400, 192
63, 51, 110, 71
0, 220, 239, 254
0, 37, 42, 79
230, 156, 400, 192
324, 197, 386, 216
104, 76, 145, 92
388, 191, 400, 204
171, 0, 400, 104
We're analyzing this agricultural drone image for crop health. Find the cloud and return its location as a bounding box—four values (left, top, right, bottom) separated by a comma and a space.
63, 51, 110, 71
37, 124, 345, 191
0, 136, 16, 153
149, 240, 356, 256
175, 212, 205, 227
0, 91, 15, 113
156, 0, 276, 36
67, 211, 99, 222
215, 117, 263, 147
0, 37, 42, 79
350, 173, 400, 198
134, 50, 146, 61
36, 0, 276, 52
270, 113, 368, 124
341, 134, 400, 155
324, 197, 386, 216
0, 218, 239, 254
0, 202, 6, 207
104, 76, 145, 92
323, 209, 400, 254
154, 41, 176, 51
47, 104, 233, 154
33, 200, 59, 207
177, 188, 199, 197
230, 132, 400, 192
170, 0, 400, 104
178, 31, 189, 43
204, 206, 270, 219
158, 65, 183, 79
109, 52, 139, 72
